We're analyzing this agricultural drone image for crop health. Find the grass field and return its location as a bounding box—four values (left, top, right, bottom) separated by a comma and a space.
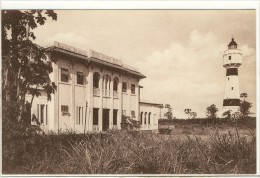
2, 123, 256, 174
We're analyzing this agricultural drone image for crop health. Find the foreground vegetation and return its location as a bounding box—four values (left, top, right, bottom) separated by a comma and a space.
3, 125, 256, 174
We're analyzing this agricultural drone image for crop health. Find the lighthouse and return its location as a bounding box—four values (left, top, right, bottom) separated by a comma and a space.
222, 38, 242, 113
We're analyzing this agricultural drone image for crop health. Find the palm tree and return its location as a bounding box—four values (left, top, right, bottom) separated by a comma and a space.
240, 93, 248, 102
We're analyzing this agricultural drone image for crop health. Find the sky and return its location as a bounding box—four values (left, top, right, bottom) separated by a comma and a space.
33, 10, 256, 118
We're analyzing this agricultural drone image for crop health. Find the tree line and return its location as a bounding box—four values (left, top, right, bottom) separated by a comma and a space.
163, 93, 252, 120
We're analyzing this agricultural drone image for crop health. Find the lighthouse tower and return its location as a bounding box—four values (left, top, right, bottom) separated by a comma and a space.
222, 38, 242, 113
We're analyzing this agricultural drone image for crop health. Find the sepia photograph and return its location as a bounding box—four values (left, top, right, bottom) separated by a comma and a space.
1, 0, 259, 176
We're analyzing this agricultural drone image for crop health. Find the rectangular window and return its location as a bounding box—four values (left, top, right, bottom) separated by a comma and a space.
61, 68, 69, 82
82, 107, 84, 125
122, 82, 127, 93
37, 104, 39, 121
46, 105, 48, 125
40, 105, 44, 124
232, 87, 234, 90
131, 84, 135, 94
61, 105, 69, 113
93, 108, 99, 125
77, 72, 84, 85
76, 106, 84, 125
113, 109, 118, 125
131, 111, 135, 118
76, 106, 78, 124
229, 56, 231, 60
37, 104, 48, 125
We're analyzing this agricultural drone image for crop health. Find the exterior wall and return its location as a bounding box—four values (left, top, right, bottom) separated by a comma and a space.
223, 49, 242, 67
27, 49, 142, 133
26, 92, 55, 133
139, 102, 161, 130
224, 75, 240, 99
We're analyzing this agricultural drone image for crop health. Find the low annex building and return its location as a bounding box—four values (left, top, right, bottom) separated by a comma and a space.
139, 100, 163, 130
26, 42, 161, 133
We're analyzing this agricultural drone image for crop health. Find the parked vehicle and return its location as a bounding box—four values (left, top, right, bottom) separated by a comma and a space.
158, 124, 175, 134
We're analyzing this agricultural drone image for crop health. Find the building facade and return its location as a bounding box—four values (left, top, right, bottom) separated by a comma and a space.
222, 38, 242, 113
139, 100, 162, 131
26, 42, 146, 133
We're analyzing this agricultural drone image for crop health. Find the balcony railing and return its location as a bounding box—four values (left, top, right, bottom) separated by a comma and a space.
113, 91, 119, 98
103, 89, 111, 97
93, 87, 100, 96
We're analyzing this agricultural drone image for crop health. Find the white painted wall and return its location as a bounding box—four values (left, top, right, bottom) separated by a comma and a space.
139, 102, 161, 130
28, 50, 142, 133
224, 75, 240, 99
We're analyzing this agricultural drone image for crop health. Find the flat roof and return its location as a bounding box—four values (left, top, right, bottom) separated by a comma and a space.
140, 99, 163, 107
45, 41, 146, 78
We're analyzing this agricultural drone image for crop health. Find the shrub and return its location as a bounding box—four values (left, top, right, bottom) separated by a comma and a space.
121, 115, 141, 131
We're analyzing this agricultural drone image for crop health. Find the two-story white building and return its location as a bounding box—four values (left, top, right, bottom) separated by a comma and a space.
26, 41, 148, 133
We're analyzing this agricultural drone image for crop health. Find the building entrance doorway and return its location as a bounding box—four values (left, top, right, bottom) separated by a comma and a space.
102, 109, 110, 131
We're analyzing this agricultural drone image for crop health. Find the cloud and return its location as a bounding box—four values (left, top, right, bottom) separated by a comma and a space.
138, 30, 256, 118
43, 32, 89, 49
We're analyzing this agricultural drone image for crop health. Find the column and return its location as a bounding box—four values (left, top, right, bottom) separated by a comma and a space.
99, 74, 103, 131
109, 78, 114, 129
127, 81, 131, 116
71, 69, 75, 131
53, 64, 59, 132
118, 76, 123, 129
136, 81, 140, 122
48, 62, 56, 131
87, 69, 93, 132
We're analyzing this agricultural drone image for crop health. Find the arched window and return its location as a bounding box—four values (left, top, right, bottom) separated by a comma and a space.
93, 72, 100, 88
113, 77, 119, 91
103, 74, 111, 90
140, 112, 143, 124
148, 112, 151, 124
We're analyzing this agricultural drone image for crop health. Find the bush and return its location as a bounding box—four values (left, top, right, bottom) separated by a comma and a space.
121, 115, 141, 131
2, 129, 256, 174
159, 117, 256, 129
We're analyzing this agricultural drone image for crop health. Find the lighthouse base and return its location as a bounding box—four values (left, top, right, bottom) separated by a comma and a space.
221, 106, 240, 119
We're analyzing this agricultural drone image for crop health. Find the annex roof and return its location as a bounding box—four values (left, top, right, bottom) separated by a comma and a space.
140, 99, 163, 107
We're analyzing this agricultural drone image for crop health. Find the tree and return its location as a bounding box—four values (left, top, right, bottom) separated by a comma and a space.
164, 104, 173, 119
190, 112, 197, 119
240, 93, 248, 102
240, 100, 252, 118
206, 104, 218, 119
2, 10, 57, 122
184, 108, 191, 119
222, 110, 231, 119
159, 104, 164, 118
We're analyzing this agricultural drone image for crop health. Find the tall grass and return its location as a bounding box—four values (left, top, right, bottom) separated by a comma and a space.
3, 129, 256, 174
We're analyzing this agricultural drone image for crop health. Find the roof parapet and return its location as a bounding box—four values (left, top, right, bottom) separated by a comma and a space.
51, 41, 140, 73
53, 41, 88, 56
